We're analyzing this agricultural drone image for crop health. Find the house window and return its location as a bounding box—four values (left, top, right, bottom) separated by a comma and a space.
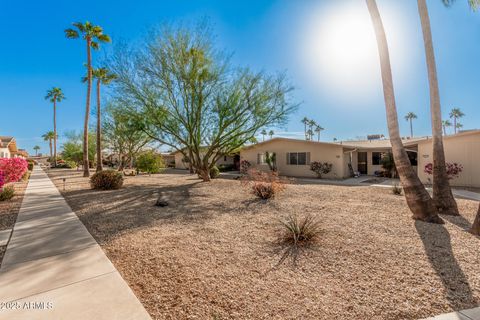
407, 151, 418, 166
257, 153, 266, 164
372, 152, 382, 165
287, 152, 310, 165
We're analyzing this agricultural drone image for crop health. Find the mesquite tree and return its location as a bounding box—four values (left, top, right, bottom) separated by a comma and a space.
108, 22, 296, 181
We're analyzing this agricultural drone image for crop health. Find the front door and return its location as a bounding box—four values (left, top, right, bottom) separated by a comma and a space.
358, 152, 367, 174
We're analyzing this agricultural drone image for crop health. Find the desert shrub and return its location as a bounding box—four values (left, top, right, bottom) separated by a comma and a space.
240, 159, 251, 174
90, 170, 124, 190
55, 160, 77, 169
22, 171, 31, 181
424, 162, 463, 180
241, 168, 286, 199
209, 165, 220, 179
309, 161, 333, 178
136, 151, 165, 174
0, 158, 28, 183
0, 185, 15, 201
277, 213, 321, 265
391, 183, 402, 195
27, 160, 35, 171
381, 152, 397, 178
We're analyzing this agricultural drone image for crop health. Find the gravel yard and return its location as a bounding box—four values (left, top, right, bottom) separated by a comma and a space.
0, 179, 28, 265
47, 169, 480, 320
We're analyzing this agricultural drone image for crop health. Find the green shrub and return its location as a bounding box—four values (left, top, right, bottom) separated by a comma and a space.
22, 171, 31, 181
136, 151, 165, 174
217, 164, 235, 172
90, 170, 124, 190
55, 160, 77, 169
310, 161, 333, 178
209, 165, 220, 179
0, 185, 15, 201
27, 160, 35, 171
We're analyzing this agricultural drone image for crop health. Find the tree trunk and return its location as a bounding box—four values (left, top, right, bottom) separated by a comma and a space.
83, 38, 92, 177
454, 117, 457, 134
53, 99, 57, 167
118, 154, 125, 171
366, 0, 442, 224
471, 204, 480, 236
443, 125, 446, 136
49, 139, 53, 158
417, 0, 459, 216
197, 165, 211, 182
96, 79, 103, 172
410, 119, 413, 138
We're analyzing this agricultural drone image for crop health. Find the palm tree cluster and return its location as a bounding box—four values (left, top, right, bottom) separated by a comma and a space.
260, 129, 275, 141
42, 22, 113, 176
441, 108, 465, 135
301, 117, 324, 141
367, 0, 480, 234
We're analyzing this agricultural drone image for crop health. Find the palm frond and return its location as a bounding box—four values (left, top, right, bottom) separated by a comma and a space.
96, 34, 111, 43
91, 41, 99, 50
64, 28, 79, 39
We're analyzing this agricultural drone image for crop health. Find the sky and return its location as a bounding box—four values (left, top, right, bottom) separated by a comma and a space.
0, 0, 479, 155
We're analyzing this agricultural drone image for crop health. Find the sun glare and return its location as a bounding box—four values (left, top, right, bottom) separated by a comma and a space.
298, 1, 408, 103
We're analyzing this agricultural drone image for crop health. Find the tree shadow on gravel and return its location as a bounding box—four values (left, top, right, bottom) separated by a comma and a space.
60, 180, 251, 244
415, 220, 476, 309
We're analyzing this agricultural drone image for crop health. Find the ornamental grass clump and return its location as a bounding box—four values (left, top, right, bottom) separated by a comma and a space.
277, 213, 321, 265
241, 168, 286, 200
90, 170, 124, 190
391, 183, 402, 195
0, 185, 15, 201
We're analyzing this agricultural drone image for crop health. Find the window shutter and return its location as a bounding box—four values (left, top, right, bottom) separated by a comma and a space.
286, 152, 290, 165
257, 153, 260, 164
307, 152, 311, 165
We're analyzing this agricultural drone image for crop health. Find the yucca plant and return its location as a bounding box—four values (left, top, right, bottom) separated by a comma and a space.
277, 213, 321, 265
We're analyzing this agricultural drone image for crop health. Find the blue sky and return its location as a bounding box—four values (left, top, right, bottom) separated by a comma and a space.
0, 0, 479, 155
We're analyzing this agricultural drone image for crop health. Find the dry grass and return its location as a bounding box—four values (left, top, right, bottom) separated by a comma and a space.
47, 169, 480, 320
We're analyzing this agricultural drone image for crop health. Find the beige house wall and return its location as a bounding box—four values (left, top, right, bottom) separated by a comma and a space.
417, 133, 480, 187
240, 139, 346, 178
173, 152, 235, 170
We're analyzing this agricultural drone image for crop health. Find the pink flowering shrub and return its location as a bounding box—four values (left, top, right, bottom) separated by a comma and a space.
424, 162, 463, 180
0, 158, 28, 185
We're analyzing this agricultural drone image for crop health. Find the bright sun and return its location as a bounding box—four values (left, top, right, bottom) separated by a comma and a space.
298, 1, 408, 102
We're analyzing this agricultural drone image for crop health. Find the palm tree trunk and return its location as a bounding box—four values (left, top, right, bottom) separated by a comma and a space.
417, 0, 459, 215
471, 204, 480, 236
366, 0, 442, 224
410, 119, 413, 138
454, 117, 457, 134
53, 99, 57, 167
83, 38, 92, 177
96, 79, 103, 172
49, 139, 53, 157
443, 125, 446, 136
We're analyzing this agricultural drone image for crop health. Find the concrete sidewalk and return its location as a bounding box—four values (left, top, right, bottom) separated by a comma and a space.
0, 167, 151, 319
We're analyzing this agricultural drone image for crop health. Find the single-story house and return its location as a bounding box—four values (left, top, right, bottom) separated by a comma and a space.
0, 136, 19, 158
172, 150, 239, 170
240, 130, 480, 187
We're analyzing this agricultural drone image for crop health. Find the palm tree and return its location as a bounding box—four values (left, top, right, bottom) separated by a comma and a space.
268, 130, 274, 139
366, 0, 442, 223
449, 108, 465, 134
455, 122, 463, 131
404, 112, 417, 138
33, 145, 40, 156
301, 117, 309, 140
45, 87, 65, 167
83, 67, 117, 172
307, 120, 317, 140
314, 126, 324, 141
442, 120, 452, 135
260, 129, 267, 141
42, 131, 56, 157
417, 0, 460, 215
65, 22, 111, 177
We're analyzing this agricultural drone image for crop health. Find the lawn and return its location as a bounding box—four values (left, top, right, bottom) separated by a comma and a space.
0, 179, 28, 265
47, 169, 480, 320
